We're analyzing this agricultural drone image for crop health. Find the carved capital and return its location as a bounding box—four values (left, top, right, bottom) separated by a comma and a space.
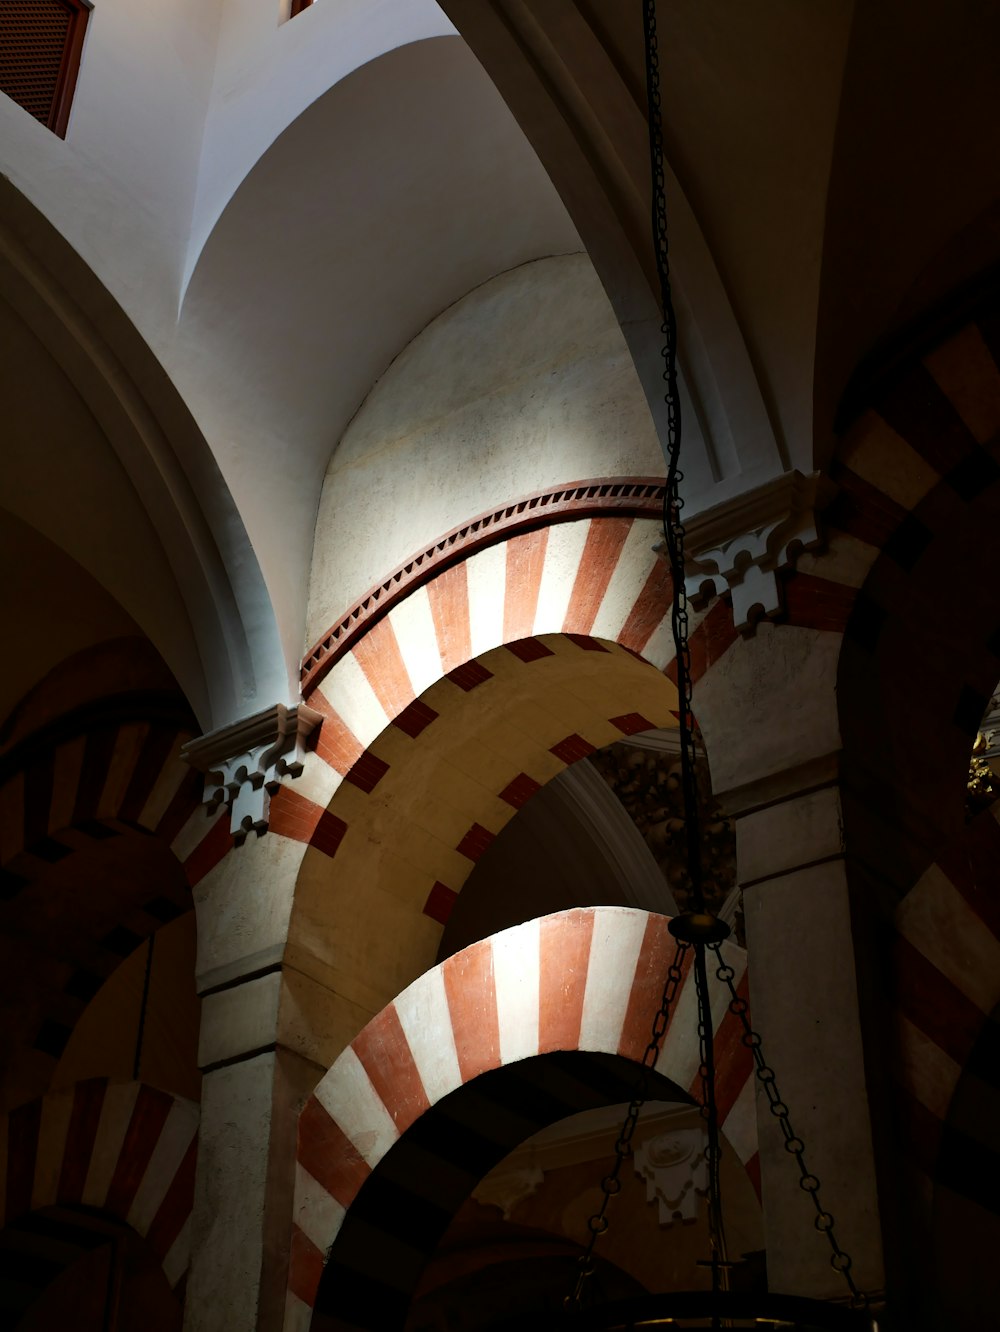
634, 1127, 708, 1226
182, 704, 322, 843
678, 470, 833, 632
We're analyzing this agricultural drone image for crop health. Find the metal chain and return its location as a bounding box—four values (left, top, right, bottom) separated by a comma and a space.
567, 940, 689, 1308
694, 944, 729, 1316
642, 0, 704, 914
709, 943, 869, 1309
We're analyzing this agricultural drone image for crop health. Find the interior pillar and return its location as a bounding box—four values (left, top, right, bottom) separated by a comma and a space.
694, 623, 887, 1301
183, 834, 306, 1332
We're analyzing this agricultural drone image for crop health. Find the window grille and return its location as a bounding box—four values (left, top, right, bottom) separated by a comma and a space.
0, 0, 92, 138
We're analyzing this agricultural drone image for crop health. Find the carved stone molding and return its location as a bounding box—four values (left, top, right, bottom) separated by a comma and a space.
680, 470, 833, 632
633, 1126, 708, 1226
301, 477, 666, 695
472, 1165, 545, 1220
182, 704, 322, 843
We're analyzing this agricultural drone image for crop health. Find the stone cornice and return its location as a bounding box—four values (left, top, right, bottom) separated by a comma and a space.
301, 476, 666, 695
680, 469, 835, 632
182, 703, 322, 843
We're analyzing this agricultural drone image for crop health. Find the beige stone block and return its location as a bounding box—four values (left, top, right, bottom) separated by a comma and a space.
193, 832, 303, 991
695, 625, 841, 797
743, 861, 884, 1297
199, 970, 282, 1069
736, 783, 844, 885
185, 1055, 274, 1332
840, 413, 938, 508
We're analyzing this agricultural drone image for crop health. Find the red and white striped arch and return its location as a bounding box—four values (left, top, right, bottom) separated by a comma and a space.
0, 708, 228, 1087
302, 512, 680, 777
284, 906, 757, 1331
0, 1078, 198, 1288
892, 802, 1000, 1188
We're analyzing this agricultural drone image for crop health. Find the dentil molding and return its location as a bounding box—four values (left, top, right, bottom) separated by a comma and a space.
677, 470, 833, 632
182, 703, 322, 843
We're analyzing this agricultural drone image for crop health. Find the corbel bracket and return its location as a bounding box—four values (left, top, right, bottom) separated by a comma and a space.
634, 1127, 708, 1226
182, 703, 323, 844
678, 470, 833, 632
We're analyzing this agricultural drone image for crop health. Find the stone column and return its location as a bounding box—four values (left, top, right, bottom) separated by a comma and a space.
182, 822, 310, 1332
695, 622, 887, 1301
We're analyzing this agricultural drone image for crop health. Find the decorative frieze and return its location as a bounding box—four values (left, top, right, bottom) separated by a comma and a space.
182, 704, 322, 843
633, 1126, 709, 1226
680, 470, 832, 632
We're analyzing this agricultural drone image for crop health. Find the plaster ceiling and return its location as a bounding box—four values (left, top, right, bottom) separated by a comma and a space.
171, 35, 581, 662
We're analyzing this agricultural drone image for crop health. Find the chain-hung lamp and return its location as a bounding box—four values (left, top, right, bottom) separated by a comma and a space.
496, 5, 881, 1330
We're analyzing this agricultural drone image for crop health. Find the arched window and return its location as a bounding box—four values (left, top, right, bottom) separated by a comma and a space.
0, 0, 92, 138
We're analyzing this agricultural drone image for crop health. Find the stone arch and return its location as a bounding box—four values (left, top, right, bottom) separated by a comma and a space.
891, 797, 1000, 1204
0, 693, 230, 1095
0, 1078, 199, 1307
285, 906, 756, 1331
282, 632, 681, 1071
828, 308, 1000, 896
301, 499, 677, 761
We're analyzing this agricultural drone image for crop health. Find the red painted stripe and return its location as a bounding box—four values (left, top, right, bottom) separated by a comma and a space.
145, 1135, 196, 1260
713, 977, 754, 1121
782, 572, 856, 633
312, 810, 349, 860
5, 1096, 41, 1221
498, 773, 541, 809
392, 699, 439, 739
895, 1081, 943, 1176
298, 1098, 370, 1209
744, 1151, 762, 1201
104, 1085, 174, 1218
503, 528, 549, 642
119, 726, 183, 824
619, 915, 682, 1062
619, 559, 672, 655
343, 752, 389, 794
426, 563, 472, 674
538, 909, 595, 1053
351, 1003, 430, 1135
668, 599, 738, 686
351, 619, 414, 721
447, 660, 493, 691
443, 939, 501, 1082
875, 361, 976, 475
270, 788, 348, 859
268, 785, 323, 842
423, 881, 457, 924
937, 812, 1000, 942
154, 765, 203, 846
505, 637, 554, 663
308, 691, 365, 775
456, 823, 495, 862
565, 633, 610, 652
58, 1078, 108, 1204
894, 935, 984, 1067
610, 712, 656, 736
73, 727, 117, 824
564, 517, 634, 634
550, 734, 596, 765
825, 462, 910, 549
288, 1223, 325, 1306
182, 814, 231, 888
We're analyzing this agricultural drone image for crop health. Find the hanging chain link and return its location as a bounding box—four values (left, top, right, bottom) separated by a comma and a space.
642, 0, 704, 913
709, 944, 869, 1310
694, 944, 729, 1310
567, 940, 689, 1308
570, 2, 868, 1321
